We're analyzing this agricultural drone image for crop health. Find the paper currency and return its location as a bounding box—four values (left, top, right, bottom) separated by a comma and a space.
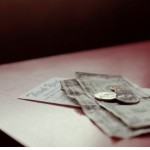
61, 79, 150, 138
19, 78, 79, 107
19, 76, 150, 109
76, 72, 150, 128
18, 73, 150, 138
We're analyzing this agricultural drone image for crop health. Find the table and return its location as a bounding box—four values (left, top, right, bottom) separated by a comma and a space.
1, 40, 150, 147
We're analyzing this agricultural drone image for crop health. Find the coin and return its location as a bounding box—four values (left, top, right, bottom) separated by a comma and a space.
116, 90, 140, 104
111, 85, 127, 92
94, 91, 117, 101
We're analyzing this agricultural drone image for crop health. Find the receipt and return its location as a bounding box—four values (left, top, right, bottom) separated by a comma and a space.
19, 78, 79, 107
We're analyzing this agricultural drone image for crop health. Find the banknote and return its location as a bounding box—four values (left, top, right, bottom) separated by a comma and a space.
19, 77, 79, 107
19, 76, 150, 108
141, 88, 150, 97
76, 72, 150, 128
61, 79, 150, 138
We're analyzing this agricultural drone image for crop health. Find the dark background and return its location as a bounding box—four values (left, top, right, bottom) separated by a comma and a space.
0, 0, 150, 64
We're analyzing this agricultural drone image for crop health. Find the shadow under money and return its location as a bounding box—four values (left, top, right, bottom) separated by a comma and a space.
20, 99, 80, 109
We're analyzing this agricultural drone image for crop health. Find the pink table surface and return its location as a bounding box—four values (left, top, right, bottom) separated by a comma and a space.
0, 40, 150, 147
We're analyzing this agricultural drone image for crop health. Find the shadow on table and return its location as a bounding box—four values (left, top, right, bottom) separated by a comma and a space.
0, 130, 24, 147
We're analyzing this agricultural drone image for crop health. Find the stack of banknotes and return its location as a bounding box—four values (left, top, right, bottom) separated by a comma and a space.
19, 72, 150, 138
61, 72, 150, 138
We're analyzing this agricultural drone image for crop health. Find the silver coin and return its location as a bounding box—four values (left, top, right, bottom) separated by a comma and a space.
94, 92, 117, 101
110, 85, 127, 92
116, 90, 140, 104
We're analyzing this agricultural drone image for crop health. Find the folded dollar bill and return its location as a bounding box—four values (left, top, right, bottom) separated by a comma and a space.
76, 72, 150, 128
61, 79, 150, 138
18, 73, 150, 138
19, 76, 150, 109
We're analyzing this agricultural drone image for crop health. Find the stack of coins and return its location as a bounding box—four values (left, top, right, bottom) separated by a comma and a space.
94, 85, 140, 104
